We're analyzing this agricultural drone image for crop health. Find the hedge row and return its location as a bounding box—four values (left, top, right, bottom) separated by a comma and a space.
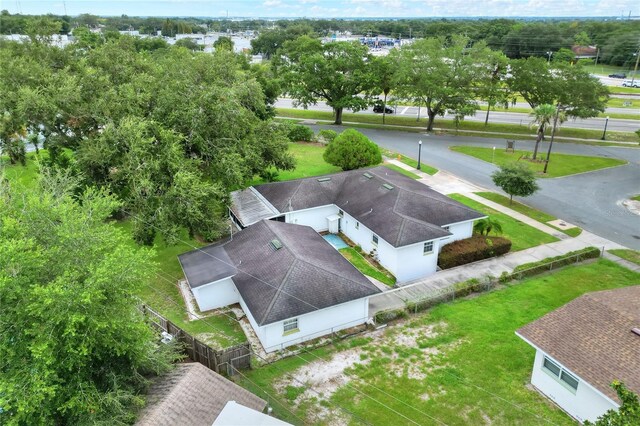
438, 235, 512, 270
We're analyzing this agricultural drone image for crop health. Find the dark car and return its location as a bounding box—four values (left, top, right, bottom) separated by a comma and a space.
373, 103, 394, 114
608, 73, 626, 79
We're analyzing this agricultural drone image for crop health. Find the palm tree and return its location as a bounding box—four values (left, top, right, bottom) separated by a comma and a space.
530, 104, 556, 160
474, 217, 503, 236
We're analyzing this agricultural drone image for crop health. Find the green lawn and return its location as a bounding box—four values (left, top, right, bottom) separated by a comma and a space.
608, 249, 640, 266
277, 108, 640, 143
383, 163, 421, 179
449, 194, 559, 251
450, 146, 626, 178
474, 192, 582, 237
339, 247, 395, 286
631, 194, 640, 202
235, 260, 640, 425
381, 148, 439, 175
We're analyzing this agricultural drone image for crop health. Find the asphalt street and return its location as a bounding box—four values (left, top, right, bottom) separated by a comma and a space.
309, 124, 640, 249
276, 98, 640, 132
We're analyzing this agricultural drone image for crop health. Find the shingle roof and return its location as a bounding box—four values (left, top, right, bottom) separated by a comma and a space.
179, 220, 380, 326
517, 286, 640, 402
136, 363, 266, 426
234, 166, 483, 247
178, 244, 236, 288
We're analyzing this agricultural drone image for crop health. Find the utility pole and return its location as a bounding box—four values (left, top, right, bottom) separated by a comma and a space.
631, 45, 640, 86
543, 106, 561, 174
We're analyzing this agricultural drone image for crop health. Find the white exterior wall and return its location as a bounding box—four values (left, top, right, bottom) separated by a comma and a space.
394, 240, 441, 282
441, 221, 474, 248
192, 277, 239, 312
529, 349, 618, 423
245, 297, 370, 353
285, 205, 339, 232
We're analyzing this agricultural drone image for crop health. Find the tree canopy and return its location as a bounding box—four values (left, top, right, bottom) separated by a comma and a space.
276, 36, 376, 125
491, 162, 540, 204
585, 381, 640, 426
0, 170, 179, 425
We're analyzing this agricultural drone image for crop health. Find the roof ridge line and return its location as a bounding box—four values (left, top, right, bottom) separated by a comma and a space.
260, 257, 299, 325
295, 256, 380, 294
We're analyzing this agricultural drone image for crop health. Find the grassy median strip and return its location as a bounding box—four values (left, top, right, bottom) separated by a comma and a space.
383, 163, 421, 179
339, 247, 395, 286
449, 194, 559, 251
381, 148, 439, 175
474, 192, 582, 237
450, 146, 626, 178
277, 107, 640, 143
608, 249, 640, 265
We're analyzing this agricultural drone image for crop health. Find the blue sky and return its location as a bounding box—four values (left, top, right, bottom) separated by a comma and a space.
4, 0, 637, 18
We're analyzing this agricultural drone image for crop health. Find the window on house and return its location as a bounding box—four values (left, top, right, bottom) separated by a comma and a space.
543, 356, 579, 391
338, 209, 344, 217
283, 318, 298, 334
423, 241, 434, 255
372, 234, 378, 246
356, 222, 359, 230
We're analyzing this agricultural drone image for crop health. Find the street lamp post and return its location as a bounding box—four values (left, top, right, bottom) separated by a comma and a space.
546, 51, 552, 63
601, 116, 610, 140
492, 146, 496, 163
417, 140, 422, 170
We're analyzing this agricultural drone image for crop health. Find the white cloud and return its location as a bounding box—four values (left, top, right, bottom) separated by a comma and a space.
263, 0, 283, 7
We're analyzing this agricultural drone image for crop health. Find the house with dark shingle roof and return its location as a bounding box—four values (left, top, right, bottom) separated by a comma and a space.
179, 220, 381, 352
516, 286, 640, 423
230, 166, 484, 282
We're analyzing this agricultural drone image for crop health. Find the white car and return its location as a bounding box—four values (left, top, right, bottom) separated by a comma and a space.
622, 79, 640, 88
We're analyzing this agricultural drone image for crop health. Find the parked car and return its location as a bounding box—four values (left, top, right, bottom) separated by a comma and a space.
622, 79, 640, 88
608, 73, 626, 79
373, 102, 394, 114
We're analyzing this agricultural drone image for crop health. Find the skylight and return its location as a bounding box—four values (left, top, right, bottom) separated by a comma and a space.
382, 183, 394, 190
269, 239, 283, 251
363, 172, 373, 179
317, 177, 331, 182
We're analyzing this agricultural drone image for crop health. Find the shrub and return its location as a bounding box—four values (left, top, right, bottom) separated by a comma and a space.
438, 235, 512, 270
287, 124, 314, 142
315, 129, 338, 145
374, 308, 407, 324
323, 128, 382, 170
512, 246, 600, 278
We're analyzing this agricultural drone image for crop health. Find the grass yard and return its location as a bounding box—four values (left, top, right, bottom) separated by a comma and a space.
631, 194, 640, 202
475, 192, 582, 237
383, 163, 421, 179
235, 259, 640, 425
450, 146, 626, 178
608, 249, 640, 265
339, 247, 395, 286
449, 194, 559, 251
381, 147, 439, 175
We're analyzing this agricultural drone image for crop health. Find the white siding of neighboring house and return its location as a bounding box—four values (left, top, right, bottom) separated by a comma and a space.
191, 277, 239, 312
528, 349, 618, 423
285, 205, 340, 232
241, 296, 370, 353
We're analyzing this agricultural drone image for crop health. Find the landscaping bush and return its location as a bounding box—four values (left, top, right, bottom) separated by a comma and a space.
323, 128, 382, 171
438, 235, 512, 270
315, 129, 338, 145
374, 308, 407, 324
287, 124, 314, 142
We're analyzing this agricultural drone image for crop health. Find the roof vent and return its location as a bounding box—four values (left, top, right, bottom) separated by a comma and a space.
363, 172, 373, 179
269, 239, 283, 251
632, 328, 640, 337
317, 177, 331, 182
382, 183, 394, 190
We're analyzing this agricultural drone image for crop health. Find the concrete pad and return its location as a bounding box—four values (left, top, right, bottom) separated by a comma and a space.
547, 219, 578, 230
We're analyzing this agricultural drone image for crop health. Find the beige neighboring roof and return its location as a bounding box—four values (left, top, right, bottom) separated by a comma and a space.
517, 286, 640, 402
136, 363, 266, 426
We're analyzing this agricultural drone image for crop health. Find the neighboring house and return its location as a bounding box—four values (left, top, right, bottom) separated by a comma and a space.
136, 362, 287, 426
516, 286, 640, 423
179, 220, 380, 352
230, 166, 484, 282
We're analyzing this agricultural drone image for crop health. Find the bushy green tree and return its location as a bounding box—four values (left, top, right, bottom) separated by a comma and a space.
0, 170, 179, 425
585, 381, 640, 426
323, 128, 381, 170
213, 36, 234, 51
491, 162, 540, 204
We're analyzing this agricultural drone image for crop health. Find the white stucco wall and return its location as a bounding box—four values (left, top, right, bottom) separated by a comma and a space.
243, 297, 370, 353
285, 205, 339, 232
191, 277, 239, 312
394, 240, 441, 282
529, 349, 618, 423
440, 221, 474, 248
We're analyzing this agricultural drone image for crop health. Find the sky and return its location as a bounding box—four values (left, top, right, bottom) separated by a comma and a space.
3, 0, 638, 18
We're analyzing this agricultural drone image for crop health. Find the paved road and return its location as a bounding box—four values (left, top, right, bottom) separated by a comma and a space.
276, 98, 640, 133
309, 124, 640, 250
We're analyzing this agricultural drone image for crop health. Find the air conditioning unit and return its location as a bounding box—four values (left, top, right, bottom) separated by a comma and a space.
160, 331, 174, 344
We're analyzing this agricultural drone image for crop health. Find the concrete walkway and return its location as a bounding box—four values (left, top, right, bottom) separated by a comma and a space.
603, 252, 640, 273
